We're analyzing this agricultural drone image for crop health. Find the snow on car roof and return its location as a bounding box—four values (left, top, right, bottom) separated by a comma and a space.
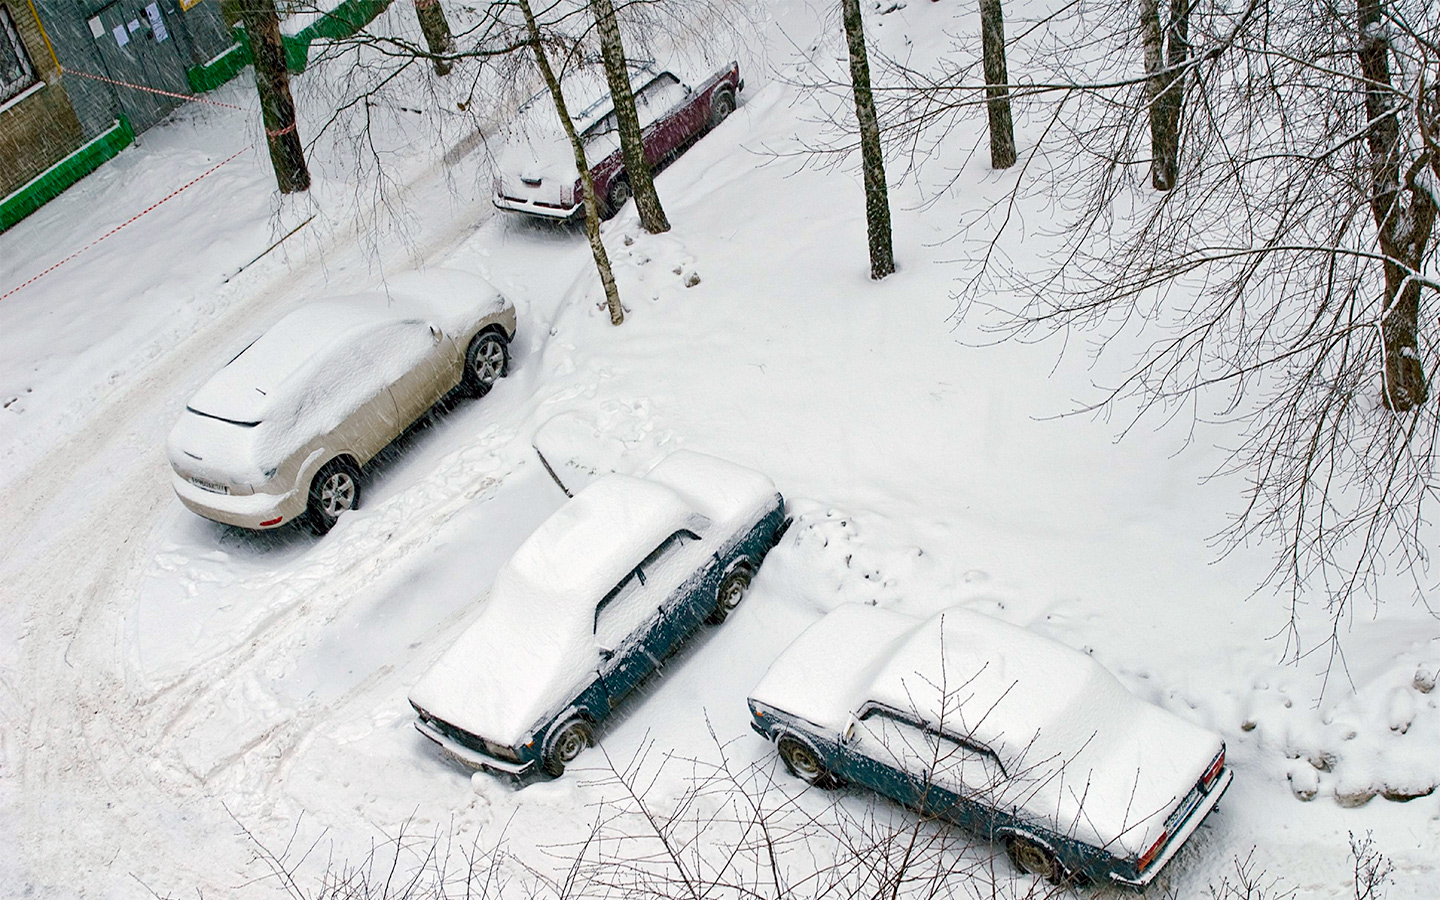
507, 473, 695, 607
864, 607, 1120, 764
513, 61, 663, 136
409, 473, 697, 746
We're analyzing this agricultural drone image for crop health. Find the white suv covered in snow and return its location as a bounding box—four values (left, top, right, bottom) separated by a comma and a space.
167, 269, 516, 534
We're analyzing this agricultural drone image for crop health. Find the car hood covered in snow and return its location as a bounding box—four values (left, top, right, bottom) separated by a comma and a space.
752, 605, 1223, 858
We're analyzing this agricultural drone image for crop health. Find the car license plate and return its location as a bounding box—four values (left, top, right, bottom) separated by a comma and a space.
190, 476, 230, 494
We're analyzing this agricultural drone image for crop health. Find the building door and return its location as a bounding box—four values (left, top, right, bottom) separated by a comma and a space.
86, 0, 193, 131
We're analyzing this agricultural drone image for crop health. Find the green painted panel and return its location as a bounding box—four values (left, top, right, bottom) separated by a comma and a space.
0, 117, 135, 233
186, 41, 251, 93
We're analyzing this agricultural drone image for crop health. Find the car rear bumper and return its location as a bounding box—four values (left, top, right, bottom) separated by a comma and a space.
1110, 768, 1234, 888
171, 472, 303, 529
414, 720, 537, 777
492, 194, 581, 220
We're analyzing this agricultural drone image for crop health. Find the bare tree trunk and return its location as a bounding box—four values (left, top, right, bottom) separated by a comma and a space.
591, 0, 669, 233
1141, 0, 1188, 190
518, 0, 623, 325
979, 0, 1015, 169
840, 0, 894, 280
237, 0, 310, 193
1359, 0, 1432, 410
413, 0, 455, 76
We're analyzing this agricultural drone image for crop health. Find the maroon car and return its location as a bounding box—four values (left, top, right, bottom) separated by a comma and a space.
493, 62, 743, 221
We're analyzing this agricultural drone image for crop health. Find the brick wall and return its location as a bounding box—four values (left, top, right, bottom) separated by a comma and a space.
0, 2, 85, 199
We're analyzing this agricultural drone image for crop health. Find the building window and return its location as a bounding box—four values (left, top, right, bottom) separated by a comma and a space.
0, 5, 38, 105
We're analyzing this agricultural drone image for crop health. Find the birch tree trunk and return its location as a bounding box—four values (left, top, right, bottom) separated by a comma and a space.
840, 0, 894, 279
1359, 0, 1433, 410
237, 0, 310, 193
979, 0, 1015, 169
413, 0, 455, 76
517, 0, 624, 325
592, 0, 669, 233
1140, 0, 1188, 190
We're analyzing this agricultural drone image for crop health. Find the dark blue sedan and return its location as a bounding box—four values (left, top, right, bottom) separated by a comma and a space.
749, 604, 1231, 888
411, 450, 787, 779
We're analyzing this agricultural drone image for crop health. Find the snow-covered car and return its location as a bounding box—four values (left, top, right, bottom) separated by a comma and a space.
409, 450, 788, 778
167, 270, 516, 534
748, 605, 1232, 888
492, 61, 742, 220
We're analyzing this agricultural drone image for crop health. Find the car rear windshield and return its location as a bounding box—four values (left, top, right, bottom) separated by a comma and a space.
186, 406, 259, 427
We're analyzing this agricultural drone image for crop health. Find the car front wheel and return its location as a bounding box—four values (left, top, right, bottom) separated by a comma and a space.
706, 566, 752, 624
463, 331, 509, 397
1005, 836, 1065, 884
306, 458, 361, 535
604, 177, 632, 220
543, 718, 593, 777
778, 736, 834, 788
709, 89, 735, 129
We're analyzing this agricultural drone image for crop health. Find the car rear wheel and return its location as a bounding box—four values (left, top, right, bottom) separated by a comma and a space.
543, 718, 593, 777
463, 331, 509, 397
604, 177, 632, 220
706, 566, 752, 624
1006, 836, 1064, 884
710, 89, 735, 129
306, 458, 361, 535
778, 736, 834, 787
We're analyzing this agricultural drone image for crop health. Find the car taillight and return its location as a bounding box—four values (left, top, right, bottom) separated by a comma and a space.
1138, 832, 1169, 872
1201, 747, 1225, 791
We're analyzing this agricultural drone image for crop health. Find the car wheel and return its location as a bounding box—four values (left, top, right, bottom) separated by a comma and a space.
543, 717, 593, 777
306, 458, 360, 535
463, 331, 509, 397
604, 177, 632, 220
706, 566, 752, 624
777, 736, 834, 788
1006, 836, 1064, 884
709, 89, 736, 129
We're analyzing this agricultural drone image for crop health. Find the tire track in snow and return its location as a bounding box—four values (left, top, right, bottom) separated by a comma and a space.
0, 149, 529, 896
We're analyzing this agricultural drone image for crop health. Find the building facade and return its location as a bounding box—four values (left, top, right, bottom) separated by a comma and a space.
2, 0, 233, 221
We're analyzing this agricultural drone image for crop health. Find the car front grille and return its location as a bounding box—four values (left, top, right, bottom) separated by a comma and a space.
420, 712, 520, 762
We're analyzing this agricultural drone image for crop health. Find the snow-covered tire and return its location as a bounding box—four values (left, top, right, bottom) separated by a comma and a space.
709, 89, 735, 129
777, 736, 834, 788
543, 717, 593, 777
706, 566, 752, 624
1005, 836, 1064, 884
463, 331, 509, 397
305, 458, 360, 535
604, 177, 632, 220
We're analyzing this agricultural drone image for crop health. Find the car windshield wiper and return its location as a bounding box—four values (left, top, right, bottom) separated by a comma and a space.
186, 406, 260, 427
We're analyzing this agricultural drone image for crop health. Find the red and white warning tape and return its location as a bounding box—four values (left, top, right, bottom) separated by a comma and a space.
0, 145, 252, 304
60, 66, 247, 111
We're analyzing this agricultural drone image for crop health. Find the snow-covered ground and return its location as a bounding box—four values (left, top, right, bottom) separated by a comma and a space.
2, 1, 1437, 898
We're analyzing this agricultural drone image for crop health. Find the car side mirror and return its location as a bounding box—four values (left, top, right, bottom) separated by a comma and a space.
598, 647, 614, 662
842, 714, 858, 744
428, 324, 443, 344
